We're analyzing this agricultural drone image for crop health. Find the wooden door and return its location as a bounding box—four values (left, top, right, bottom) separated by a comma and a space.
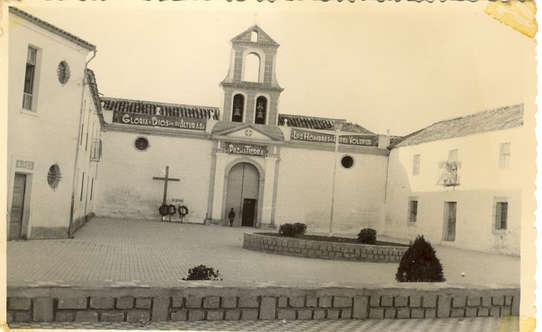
242, 199, 257, 227
9, 173, 27, 240
443, 201, 457, 241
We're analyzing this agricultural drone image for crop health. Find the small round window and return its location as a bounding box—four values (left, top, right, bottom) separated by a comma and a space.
47, 164, 61, 189
57, 61, 70, 84
135, 137, 149, 151
341, 155, 354, 169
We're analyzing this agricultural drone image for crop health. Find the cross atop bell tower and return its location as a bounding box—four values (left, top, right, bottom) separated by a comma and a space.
221, 25, 283, 126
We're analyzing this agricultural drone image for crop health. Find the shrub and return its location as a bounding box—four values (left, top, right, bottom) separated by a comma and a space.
395, 235, 445, 282
279, 223, 307, 237
357, 228, 377, 244
183, 265, 223, 281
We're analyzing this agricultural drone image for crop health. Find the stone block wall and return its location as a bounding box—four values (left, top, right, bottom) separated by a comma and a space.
7, 286, 519, 323
243, 233, 408, 262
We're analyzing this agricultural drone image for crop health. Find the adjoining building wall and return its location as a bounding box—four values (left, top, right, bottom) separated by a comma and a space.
382, 127, 524, 255
7, 13, 92, 239
94, 130, 214, 223
71, 83, 102, 233
275, 146, 388, 235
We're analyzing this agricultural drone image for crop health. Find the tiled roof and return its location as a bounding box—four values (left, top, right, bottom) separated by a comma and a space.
212, 121, 284, 141
341, 122, 375, 135
9, 7, 96, 51
277, 114, 374, 134
278, 114, 342, 131
101, 97, 220, 120
85, 69, 105, 126
396, 104, 524, 147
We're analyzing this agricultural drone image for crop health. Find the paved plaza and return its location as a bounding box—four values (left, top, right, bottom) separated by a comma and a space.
8, 317, 519, 332
7, 218, 519, 288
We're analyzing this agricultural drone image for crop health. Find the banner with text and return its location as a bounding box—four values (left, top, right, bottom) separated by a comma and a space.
113, 111, 207, 131
225, 142, 268, 157
290, 129, 377, 147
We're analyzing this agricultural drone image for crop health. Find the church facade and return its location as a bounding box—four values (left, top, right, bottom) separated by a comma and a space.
7, 8, 526, 255
95, 26, 390, 235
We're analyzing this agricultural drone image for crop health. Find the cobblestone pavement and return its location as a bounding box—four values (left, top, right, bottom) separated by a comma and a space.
7, 218, 519, 288
8, 317, 519, 332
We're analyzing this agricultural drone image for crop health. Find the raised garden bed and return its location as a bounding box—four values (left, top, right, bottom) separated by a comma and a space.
243, 233, 409, 263
258, 233, 408, 246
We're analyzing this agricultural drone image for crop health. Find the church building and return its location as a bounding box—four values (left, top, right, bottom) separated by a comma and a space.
7, 8, 525, 255
95, 26, 390, 235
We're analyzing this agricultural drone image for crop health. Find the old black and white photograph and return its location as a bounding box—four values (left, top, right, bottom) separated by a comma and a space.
1, 1, 537, 331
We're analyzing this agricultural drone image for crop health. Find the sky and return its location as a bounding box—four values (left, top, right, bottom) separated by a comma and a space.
17, 1, 536, 135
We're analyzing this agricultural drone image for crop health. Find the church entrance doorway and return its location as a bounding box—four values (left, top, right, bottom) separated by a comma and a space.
226, 162, 259, 227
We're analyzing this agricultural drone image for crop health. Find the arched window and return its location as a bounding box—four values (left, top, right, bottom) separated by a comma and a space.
254, 96, 267, 125
232, 94, 244, 122
250, 30, 258, 42
243, 53, 260, 82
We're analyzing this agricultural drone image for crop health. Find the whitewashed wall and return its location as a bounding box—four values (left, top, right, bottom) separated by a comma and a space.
383, 127, 524, 255
94, 130, 214, 223
7, 14, 91, 237
275, 147, 388, 236
72, 86, 102, 223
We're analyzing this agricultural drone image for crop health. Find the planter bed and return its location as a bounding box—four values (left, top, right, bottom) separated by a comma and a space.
243, 233, 409, 263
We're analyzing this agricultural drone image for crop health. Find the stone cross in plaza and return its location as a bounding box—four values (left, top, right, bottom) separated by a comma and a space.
153, 166, 180, 206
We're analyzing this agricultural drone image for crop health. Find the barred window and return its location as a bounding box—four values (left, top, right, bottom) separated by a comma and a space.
495, 201, 508, 230
408, 200, 418, 223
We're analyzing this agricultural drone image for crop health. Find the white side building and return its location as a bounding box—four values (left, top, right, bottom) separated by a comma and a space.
382, 105, 524, 255
7, 7, 103, 239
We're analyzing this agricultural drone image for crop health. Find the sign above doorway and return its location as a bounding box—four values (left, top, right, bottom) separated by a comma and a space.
224, 142, 268, 157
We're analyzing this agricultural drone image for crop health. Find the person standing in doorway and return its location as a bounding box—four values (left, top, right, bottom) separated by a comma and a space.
228, 208, 235, 227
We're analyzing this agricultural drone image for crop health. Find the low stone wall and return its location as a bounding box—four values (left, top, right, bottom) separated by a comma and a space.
243, 233, 408, 262
7, 286, 519, 323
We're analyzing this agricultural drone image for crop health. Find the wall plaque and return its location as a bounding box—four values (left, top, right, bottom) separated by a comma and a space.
16, 160, 34, 170
338, 134, 377, 146
225, 142, 268, 157
291, 129, 335, 143
291, 129, 377, 147
113, 111, 206, 131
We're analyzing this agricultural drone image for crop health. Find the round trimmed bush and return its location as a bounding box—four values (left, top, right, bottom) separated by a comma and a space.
396, 235, 445, 282
183, 265, 223, 280
357, 228, 377, 244
279, 223, 307, 237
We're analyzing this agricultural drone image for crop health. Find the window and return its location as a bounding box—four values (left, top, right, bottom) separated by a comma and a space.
412, 154, 420, 175
80, 172, 85, 202
90, 178, 94, 201
79, 123, 84, 146
448, 149, 458, 162
47, 164, 61, 189
250, 30, 258, 42
408, 200, 418, 223
57, 61, 70, 84
22, 46, 38, 110
232, 94, 244, 122
243, 52, 260, 82
255, 96, 267, 125
341, 155, 354, 168
495, 201, 508, 230
499, 142, 511, 169
85, 122, 91, 151
135, 137, 149, 151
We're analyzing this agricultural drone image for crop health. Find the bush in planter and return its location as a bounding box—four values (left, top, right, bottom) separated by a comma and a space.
279, 223, 307, 237
395, 235, 445, 282
357, 228, 377, 244
183, 265, 223, 281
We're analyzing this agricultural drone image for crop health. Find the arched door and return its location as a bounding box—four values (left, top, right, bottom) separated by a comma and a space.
225, 162, 259, 227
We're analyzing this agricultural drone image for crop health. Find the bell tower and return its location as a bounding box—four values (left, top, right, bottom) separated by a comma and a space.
221, 25, 283, 126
